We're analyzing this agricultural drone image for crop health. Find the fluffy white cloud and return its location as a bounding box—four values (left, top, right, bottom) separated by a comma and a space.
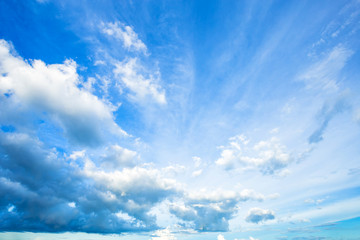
100, 144, 138, 169
102, 21, 147, 53
216, 135, 291, 174
245, 208, 275, 224
114, 58, 166, 104
0, 40, 126, 146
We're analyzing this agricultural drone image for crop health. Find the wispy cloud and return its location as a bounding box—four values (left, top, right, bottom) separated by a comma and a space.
113, 58, 166, 105
101, 21, 148, 54
299, 45, 353, 92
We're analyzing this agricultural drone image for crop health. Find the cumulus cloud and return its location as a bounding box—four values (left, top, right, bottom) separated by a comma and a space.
216, 135, 291, 174
0, 131, 178, 233
100, 144, 138, 169
101, 21, 147, 54
169, 189, 263, 231
0, 40, 126, 146
245, 208, 275, 224
114, 58, 166, 104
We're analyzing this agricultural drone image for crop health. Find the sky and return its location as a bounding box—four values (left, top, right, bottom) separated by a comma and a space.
0, 0, 360, 240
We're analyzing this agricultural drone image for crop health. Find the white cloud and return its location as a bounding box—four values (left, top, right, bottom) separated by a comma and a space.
216, 135, 291, 174
150, 228, 177, 240
69, 150, 86, 160
299, 45, 353, 92
192, 169, 203, 177
169, 188, 264, 231
217, 234, 226, 240
100, 145, 138, 169
82, 160, 178, 207
114, 58, 166, 104
0, 40, 127, 146
102, 21, 147, 54
68, 202, 76, 208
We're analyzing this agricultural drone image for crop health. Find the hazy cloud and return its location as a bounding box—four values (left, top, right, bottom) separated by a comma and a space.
308, 97, 348, 144
299, 45, 353, 92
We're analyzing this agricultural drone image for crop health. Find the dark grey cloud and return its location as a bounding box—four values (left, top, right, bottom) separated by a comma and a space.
0, 131, 175, 233
245, 208, 275, 224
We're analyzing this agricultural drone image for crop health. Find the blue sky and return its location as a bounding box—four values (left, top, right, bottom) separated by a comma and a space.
0, 0, 360, 239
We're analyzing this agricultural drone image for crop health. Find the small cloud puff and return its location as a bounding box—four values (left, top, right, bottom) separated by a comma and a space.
245, 208, 275, 224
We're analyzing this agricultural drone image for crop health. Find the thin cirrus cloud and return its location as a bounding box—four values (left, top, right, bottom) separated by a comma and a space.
101, 21, 148, 54
113, 57, 167, 105
298, 45, 353, 92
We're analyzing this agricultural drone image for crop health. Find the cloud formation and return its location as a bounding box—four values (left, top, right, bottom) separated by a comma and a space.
0, 40, 126, 146
299, 45, 353, 92
169, 189, 264, 231
245, 208, 275, 224
216, 135, 291, 174
102, 22, 147, 54
114, 58, 166, 104
0, 130, 177, 233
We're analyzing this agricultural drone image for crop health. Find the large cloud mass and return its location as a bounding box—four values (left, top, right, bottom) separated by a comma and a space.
0, 40, 126, 146
0, 131, 177, 233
